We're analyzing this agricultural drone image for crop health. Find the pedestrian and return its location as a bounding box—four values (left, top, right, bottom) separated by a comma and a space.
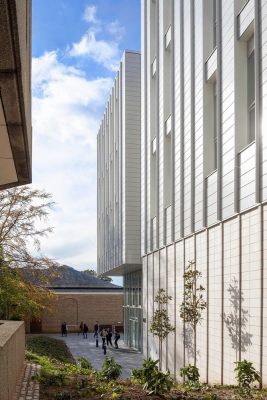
93, 321, 99, 338
61, 322, 67, 337
114, 330, 120, 349
79, 321, 84, 336
83, 323, 89, 339
106, 328, 113, 346
100, 327, 107, 347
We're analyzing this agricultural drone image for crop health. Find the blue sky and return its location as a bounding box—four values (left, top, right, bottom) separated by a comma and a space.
32, 1, 140, 283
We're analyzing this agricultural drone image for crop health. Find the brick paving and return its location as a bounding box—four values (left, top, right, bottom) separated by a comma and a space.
15, 364, 40, 400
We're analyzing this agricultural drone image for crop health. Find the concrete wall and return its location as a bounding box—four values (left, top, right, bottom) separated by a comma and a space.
41, 292, 123, 333
0, 321, 25, 400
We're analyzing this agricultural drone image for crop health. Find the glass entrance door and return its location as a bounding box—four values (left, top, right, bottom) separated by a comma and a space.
130, 318, 139, 350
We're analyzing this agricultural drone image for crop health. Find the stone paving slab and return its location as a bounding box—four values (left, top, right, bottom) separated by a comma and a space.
14, 364, 40, 400
45, 333, 144, 378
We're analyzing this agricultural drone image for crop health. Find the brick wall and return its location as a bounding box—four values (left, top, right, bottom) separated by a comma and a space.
40, 292, 123, 333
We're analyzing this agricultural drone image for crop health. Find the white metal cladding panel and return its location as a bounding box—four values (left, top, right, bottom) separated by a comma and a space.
152, 216, 157, 249
223, 217, 240, 384
146, 1, 151, 252
158, 0, 164, 248
174, 0, 181, 240
195, 231, 207, 382
167, 245, 175, 374
183, 0, 192, 236
141, 0, 146, 255
240, 209, 261, 373
175, 240, 184, 381
208, 225, 222, 384
239, 143, 255, 211
263, 205, 267, 384
153, 251, 160, 359
261, 1, 267, 200
221, 0, 235, 220
147, 254, 155, 358
124, 53, 141, 264
122, 60, 126, 264
160, 248, 167, 370
184, 236, 195, 365
142, 256, 148, 358
194, 1, 204, 232
207, 171, 217, 226
166, 205, 172, 244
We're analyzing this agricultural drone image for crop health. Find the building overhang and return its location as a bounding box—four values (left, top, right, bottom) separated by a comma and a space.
0, 0, 32, 189
101, 263, 142, 277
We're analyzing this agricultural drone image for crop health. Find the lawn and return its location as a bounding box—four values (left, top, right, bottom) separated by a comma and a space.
25, 336, 267, 400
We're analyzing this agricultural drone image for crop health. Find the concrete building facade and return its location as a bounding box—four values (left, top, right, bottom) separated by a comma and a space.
97, 51, 142, 350
0, 0, 32, 189
141, 0, 267, 385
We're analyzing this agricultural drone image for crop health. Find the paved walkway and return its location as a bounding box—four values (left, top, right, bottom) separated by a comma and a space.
15, 364, 40, 400
46, 333, 144, 378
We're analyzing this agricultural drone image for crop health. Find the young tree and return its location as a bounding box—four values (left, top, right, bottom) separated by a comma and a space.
180, 260, 207, 365
150, 288, 175, 369
0, 186, 58, 319
0, 186, 55, 270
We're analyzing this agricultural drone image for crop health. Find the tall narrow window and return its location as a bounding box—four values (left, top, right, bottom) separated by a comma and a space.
247, 35, 255, 143
213, 82, 218, 170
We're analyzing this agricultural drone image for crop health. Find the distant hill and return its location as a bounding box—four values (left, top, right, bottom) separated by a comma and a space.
23, 265, 122, 289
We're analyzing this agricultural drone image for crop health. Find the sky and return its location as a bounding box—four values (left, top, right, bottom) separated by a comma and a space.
32, 0, 141, 284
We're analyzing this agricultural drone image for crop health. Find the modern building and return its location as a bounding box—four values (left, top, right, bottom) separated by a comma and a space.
141, 0, 267, 386
97, 51, 142, 350
25, 265, 123, 334
0, 0, 32, 189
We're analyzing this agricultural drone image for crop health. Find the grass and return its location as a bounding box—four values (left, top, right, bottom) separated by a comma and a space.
26, 335, 75, 364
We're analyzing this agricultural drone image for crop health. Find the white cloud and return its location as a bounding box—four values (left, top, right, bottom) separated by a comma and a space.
83, 4, 98, 23
107, 20, 125, 41
32, 51, 113, 270
69, 30, 120, 71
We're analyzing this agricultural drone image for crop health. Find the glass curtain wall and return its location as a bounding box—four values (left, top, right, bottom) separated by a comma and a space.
123, 270, 142, 351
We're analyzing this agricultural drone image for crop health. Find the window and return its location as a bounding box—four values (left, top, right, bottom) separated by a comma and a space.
247, 35, 255, 143
152, 57, 157, 77
165, 115, 171, 137
165, 25, 171, 49
213, 82, 217, 169
152, 137, 157, 155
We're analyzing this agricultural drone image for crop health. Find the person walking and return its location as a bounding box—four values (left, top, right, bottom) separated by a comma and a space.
100, 327, 107, 348
106, 328, 113, 346
61, 322, 67, 337
79, 321, 84, 336
93, 321, 99, 338
114, 330, 120, 349
83, 323, 89, 339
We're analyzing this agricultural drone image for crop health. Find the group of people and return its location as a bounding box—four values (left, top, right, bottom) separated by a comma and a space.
99, 327, 121, 349
60, 321, 121, 349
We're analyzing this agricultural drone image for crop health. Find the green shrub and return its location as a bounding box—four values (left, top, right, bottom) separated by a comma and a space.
234, 359, 261, 394
180, 364, 200, 388
202, 394, 218, 400
131, 357, 173, 395
100, 356, 122, 381
38, 368, 66, 386
77, 356, 93, 370
54, 391, 71, 400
